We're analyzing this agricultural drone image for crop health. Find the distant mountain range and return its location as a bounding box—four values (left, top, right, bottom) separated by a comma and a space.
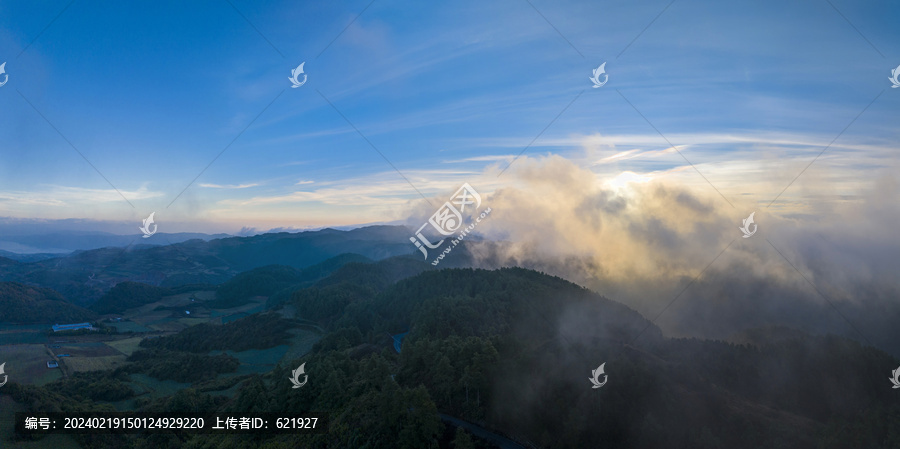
0, 225, 418, 306
3, 243, 897, 448
5, 222, 897, 362
0, 250, 66, 262
0, 231, 232, 255
0, 216, 399, 255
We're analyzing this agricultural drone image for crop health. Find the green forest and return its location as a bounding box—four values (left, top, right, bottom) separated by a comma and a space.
139, 313, 295, 352
90, 282, 171, 315
0, 281, 96, 323
3, 260, 899, 448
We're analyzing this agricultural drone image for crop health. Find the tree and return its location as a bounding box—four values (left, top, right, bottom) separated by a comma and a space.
452, 427, 475, 449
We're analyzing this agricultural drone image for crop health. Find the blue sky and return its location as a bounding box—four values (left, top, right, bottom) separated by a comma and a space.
0, 0, 898, 233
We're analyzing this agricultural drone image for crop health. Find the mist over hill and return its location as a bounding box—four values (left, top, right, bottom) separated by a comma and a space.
2, 223, 897, 359
2, 0, 897, 446
4, 259, 896, 448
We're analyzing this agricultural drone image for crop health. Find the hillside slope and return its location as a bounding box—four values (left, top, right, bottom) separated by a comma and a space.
0, 281, 95, 323
4, 265, 898, 448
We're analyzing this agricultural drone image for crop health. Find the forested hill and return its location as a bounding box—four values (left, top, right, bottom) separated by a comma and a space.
344, 266, 658, 345
216, 253, 374, 309
0, 225, 416, 305
90, 282, 171, 315
4, 265, 899, 448
292, 263, 659, 347
279, 266, 898, 448
0, 281, 95, 323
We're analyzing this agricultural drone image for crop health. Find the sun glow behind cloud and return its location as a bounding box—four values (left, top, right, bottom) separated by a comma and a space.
603, 171, 653, 192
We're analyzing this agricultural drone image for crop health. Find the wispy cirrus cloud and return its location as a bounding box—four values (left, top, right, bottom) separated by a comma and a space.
0, 185, 163, 207
442, 155, 515, 164
0, 185, 164, 220
215, 169, 478, 209
198, 183, 260, 189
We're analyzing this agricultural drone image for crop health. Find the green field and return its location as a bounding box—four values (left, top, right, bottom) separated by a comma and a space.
0, 324, 50, 345
0, 293, 311, 417
211, 344, 288, 375
0, 344, 62, 386
0, 324, 51, 331
104, 336, 144, 356
209, 297, 267, 319
108, 320, 152, 333
127, 373, 191, 399
142, 317, 186, 332
65, 355, 128, 372
176, 317, 210, 327
54, 342, 120, 355
204, 328, 321, 377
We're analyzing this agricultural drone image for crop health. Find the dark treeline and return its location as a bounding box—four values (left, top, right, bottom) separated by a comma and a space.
139, 313, 294, 352
124, 349, 240, 383
215, 253, 377, 310
90, 282, 171, 315
3, 265, 899, 448
0, 281, 96, 323
210, 265, 305, 309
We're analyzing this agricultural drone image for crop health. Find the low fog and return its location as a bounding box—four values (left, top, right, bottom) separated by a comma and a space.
406, 153, 900, 356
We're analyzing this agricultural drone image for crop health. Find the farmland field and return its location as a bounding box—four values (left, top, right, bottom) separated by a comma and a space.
108, 320, 152, 333
64, 355, 128, 372
52, 341, 121, 357
0, 324, 50, 345
0, 344, 62, 385
176, 317, 209, 327
127, 373, 190, 399
104, 336, 144, 356
211, 344, 288, 375
205, 329, 321, 376
128, 309, 174, 326
209, 297, 267, 318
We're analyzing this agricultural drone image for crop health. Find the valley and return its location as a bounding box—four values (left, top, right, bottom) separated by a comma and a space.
0, 228, 897, 448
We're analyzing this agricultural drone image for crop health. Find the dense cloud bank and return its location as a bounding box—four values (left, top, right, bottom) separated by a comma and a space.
406, 155, 900, 355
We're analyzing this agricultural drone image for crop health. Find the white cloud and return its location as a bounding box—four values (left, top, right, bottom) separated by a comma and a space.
0, 185, 163, 207
442, 155, 516, 164
198, 183, 259, 189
